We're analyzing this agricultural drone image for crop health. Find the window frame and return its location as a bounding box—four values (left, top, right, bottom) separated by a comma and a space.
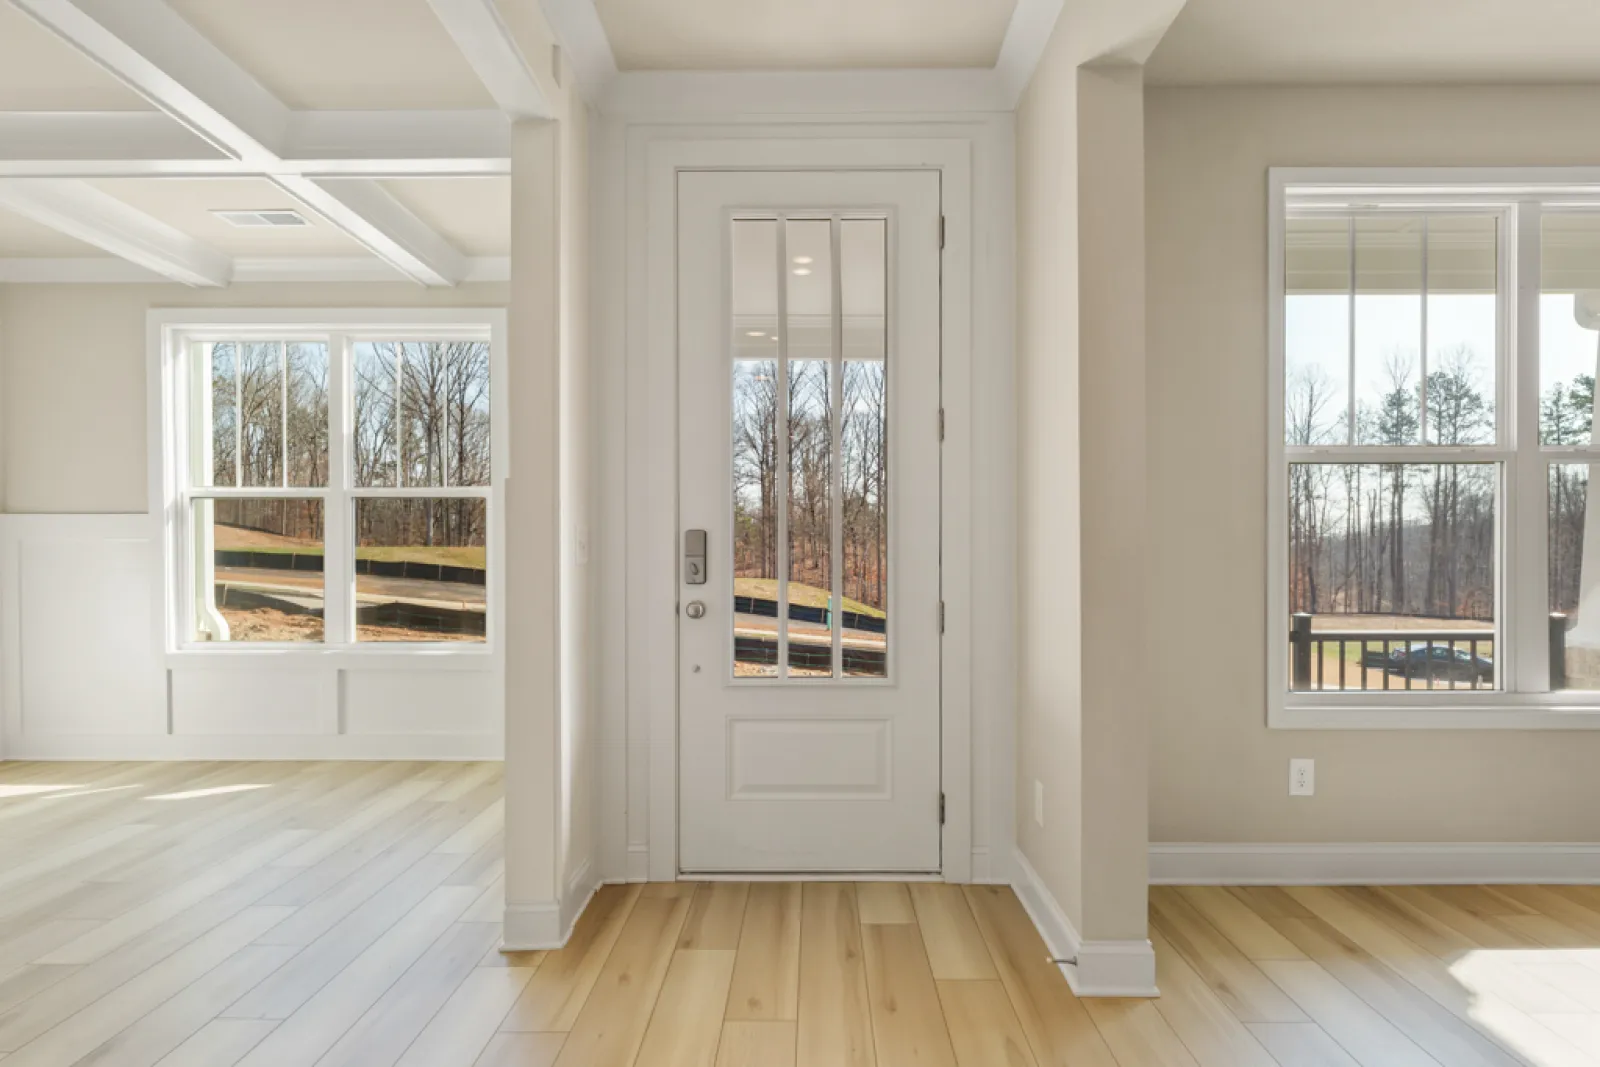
150, 308, 506, 666
1269, 168, 1600, 728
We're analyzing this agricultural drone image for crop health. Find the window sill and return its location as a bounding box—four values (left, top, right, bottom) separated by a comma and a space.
165, 646, 496, 672
1273, 703, 1600, 730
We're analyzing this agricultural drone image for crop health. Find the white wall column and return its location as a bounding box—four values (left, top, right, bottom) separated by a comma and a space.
503, 117, 564, 948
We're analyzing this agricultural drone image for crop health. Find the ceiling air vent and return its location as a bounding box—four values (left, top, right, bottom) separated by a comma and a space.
212, 209, 309, 228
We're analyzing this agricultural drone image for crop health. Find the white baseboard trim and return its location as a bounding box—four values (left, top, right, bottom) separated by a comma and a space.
502, 902, 565, 951
502, 861, 603, 953
1151, 842, 1600, 885
2, 734, 503, 761
626, 844, 649, 882
1012, 848, 1158, 998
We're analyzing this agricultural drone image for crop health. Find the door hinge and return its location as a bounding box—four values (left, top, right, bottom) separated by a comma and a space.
939, 601, 946, 634
940, 793, 946, 825
938, 407, 945, 442
939, 215, 946, 250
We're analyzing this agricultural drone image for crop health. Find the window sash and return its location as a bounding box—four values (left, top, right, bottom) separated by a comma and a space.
172, 328, 494, 651
1272, 184, 1600, 712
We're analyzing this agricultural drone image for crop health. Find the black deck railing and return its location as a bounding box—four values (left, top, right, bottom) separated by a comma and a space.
1289, 613, 1501, 691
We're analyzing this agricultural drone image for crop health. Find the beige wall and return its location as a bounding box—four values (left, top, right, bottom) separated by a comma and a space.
0, 281, 508, 514
1147, 85, 1600, 844
1017, 13, 1086, 932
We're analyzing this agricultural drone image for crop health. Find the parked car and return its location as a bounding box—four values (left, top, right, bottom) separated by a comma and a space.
1361, 642, 1492, 683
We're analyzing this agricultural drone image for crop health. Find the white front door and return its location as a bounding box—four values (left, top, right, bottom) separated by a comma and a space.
677, 169, 943, 873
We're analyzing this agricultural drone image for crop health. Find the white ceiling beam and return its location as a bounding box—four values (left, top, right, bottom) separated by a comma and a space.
425, 0, 553, 118
539, 0, 617, 101
4, 0, 474, 286
603, 69, 1010, 117
10, 0, 289, 161
0, 255, 510, 284
0, 111, 511, 177
0, 178, 230, 286
276, 177, 471, 288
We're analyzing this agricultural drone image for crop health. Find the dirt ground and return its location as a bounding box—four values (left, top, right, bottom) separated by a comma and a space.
219, 606, 481, 644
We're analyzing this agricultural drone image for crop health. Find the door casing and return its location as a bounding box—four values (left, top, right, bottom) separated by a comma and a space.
627, 131, 982, 883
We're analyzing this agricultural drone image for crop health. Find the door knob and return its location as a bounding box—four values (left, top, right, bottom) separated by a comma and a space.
685, 600, 706, 619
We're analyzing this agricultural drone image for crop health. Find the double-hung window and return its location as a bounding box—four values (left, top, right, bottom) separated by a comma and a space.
156, 311, 503, 653
1272, 171, 1600, 725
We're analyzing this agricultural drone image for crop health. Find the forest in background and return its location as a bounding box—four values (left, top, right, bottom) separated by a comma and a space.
1288, 348, 1596, 622
207, 340, 491, 552
733, 358, 889, 613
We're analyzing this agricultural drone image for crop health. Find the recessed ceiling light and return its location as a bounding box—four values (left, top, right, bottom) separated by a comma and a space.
792, 267, 812, 276
746, 330, 766, 338
793, 255, 813, 265
213, 209, 308, 228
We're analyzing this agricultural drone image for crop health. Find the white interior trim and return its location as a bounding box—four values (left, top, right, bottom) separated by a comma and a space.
603, 69, 1010, 117
0, 178, 231, 285
539, 0, 618, 102
1151, 843, 1600, 885
424, 0, 554, 119
1012, 848, 1158, 998
994, 0, 1066, 104
610, 120, 1014, 886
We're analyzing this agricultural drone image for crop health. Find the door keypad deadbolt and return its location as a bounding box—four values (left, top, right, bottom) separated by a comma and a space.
684, 529, 707, 585
685, 600, 706, 620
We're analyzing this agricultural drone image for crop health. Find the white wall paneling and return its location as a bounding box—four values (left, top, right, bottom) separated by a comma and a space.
0, 519, 501, 759
598, 115, 1015, 884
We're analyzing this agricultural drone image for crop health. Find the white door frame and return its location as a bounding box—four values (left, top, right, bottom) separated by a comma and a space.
635, 134, 975, 882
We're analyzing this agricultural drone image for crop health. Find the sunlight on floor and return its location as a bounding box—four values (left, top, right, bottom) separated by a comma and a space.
143, 783, 271, 800
0, 783, 84, 798
1455, 949, 1600, 1062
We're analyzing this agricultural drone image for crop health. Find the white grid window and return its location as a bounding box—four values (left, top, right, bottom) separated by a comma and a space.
158, 314, 503, 654
1271, 171, 1600, 727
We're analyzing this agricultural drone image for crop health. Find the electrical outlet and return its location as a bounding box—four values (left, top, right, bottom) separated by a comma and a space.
1033, 780, 1045, 827
1289, 758, 1315, 796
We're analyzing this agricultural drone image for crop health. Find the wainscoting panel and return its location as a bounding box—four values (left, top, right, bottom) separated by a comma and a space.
1, 515, 502, 759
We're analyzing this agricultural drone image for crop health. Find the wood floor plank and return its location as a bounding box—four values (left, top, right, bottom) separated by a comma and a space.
231, 886, 481, 1066
475, 1032, 566, 1067
500, 882, 643, 1032
726, 882, 801, 1021
936, 980, 1036, 1067
796, 883, 874, 1067
1150, 886, 1308, 1024
1265, 912, 1524, 1067
679, 882, 750, 950
1082, 998, 1201, 1067
961, 885, 1118, 1067
861, 922, 958, 1067
634, 949, 737, 1067
313, 920, 503, 1067
552, 891, 695, 1066
395, 965, 535, 1067
857, 883, 916, 924
2, 906, 292, 1066
716, 1022, 795, 1067
1171, 886, 1306, 961
1147, 929, 1278, 1067
150, 1020, 278, 1067
910, 883, 997, 980
1246, 1023, 1361, 1067
1258, 960, 1442, 1067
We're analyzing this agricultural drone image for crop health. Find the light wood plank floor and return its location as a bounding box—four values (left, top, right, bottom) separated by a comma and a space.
4, 763, 1600, 1066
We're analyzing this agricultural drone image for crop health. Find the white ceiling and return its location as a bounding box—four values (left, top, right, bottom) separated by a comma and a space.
592, 0, 1018, 71
164, 0, 496, 110
381, 178, 512, 258
85, 179, 367, 257
0, 5, 151, 109
1148, 0, 1600, 85
0, 207, 103, 257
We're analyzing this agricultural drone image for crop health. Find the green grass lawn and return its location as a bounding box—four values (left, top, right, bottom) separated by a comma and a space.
734, 577, 885, 619
226, 543, 487, 569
